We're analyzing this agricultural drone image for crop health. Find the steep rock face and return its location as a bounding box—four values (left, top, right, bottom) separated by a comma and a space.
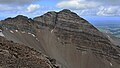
1, 9, 120, 68
0, 36, 57, 68
33, 9, 120, 68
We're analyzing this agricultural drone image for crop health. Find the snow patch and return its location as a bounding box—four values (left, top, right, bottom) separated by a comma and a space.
31, 34, 36, 37
10, 30, 14, 33
28, 32, 36, 37
21, 31, 25, 33
28, 32, 31, 34
15, 30, 18, 32
51, 30, 54, 33
36, 38, 39, 41
110, 63, 112, 66
0, 32, 4, 37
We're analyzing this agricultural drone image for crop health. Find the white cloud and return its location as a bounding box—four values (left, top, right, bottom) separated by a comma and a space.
0, 5, 23, 11
57, 0, 100, 9
97, 6, 120, 16
0, 0, 40, 5
56, 0, 120, 16
73, 9, 97, 16
27, 4, 40, 12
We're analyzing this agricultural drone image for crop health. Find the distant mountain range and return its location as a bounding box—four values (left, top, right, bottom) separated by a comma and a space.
96, 23, 120, 38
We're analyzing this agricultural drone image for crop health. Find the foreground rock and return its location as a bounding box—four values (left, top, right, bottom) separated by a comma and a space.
1, 9, 120, 68
0, 36, 57, 68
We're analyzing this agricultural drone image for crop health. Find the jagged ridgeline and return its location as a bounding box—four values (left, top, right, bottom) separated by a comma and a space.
0, 9, 120, 68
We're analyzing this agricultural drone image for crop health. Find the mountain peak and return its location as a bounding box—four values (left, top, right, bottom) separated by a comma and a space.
1, 9, 120, 68
33, 9, 98, 31
15, 15, 28, 19
58, 9, 81, 20
59, 9, 71, 13
3, 15, 29, 22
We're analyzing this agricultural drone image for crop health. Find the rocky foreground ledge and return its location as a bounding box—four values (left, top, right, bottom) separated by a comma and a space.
0, 9, 120, 68
0, 36, 59, 68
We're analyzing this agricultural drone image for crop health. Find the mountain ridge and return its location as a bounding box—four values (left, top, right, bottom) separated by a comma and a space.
0, 9, 120, 68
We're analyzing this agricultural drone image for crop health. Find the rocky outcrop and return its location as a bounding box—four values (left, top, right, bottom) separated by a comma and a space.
0, 9, 120, 68
0, 36, 58, 68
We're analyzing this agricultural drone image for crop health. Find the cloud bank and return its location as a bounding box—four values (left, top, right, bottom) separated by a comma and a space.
57, 0, 100, 9
0, 0, 40, 5
97, 6, 120, 16
57, 0, 120, 16
0, 0, 120, 19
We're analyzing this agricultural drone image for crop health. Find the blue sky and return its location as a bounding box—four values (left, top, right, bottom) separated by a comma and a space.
82, 16, 120, 25
0, 0, 120, 24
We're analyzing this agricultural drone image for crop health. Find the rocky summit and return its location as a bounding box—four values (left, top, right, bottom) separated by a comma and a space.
0, 9, 120, 68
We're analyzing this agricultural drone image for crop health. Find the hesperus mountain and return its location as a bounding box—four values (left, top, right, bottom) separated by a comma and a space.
0, 9, 120, 68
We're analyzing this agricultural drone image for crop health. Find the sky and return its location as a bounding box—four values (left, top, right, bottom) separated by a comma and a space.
0, 0, 120, 24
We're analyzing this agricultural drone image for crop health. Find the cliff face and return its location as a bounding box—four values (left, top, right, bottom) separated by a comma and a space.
1, 9, 120, 68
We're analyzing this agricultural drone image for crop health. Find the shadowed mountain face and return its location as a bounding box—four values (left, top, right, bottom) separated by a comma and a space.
1, 9, 120, 68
